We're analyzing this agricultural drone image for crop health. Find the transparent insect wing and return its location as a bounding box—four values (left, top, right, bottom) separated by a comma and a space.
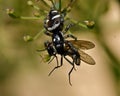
78, 50, 96, 65
69, 40, 95, 50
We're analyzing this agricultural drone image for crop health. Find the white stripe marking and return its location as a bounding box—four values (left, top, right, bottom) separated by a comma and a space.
47, 23, 60, 31
46, 19, 49, 23
52, 15, 60, 20
51, 10, 58, 13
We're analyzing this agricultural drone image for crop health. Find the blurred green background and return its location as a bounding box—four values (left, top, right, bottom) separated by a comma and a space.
0, 0, 120, 96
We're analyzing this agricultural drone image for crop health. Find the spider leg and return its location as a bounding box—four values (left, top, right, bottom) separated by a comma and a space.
44, 31, 52, 37
63, 24, 77, 40
63, 23, 74, 34
64, 34, 77, 40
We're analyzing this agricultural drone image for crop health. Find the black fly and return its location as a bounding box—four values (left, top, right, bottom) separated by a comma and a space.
37, 39, 95, 85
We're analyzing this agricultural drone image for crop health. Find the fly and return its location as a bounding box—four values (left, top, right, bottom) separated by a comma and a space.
37, 39, 95, 85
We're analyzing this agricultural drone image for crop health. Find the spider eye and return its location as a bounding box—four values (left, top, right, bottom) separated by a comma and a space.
55, 20, 59, 24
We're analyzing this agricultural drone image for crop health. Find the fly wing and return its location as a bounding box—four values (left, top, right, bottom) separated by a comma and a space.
79, 50, 96, 65
69, 40, 95, 50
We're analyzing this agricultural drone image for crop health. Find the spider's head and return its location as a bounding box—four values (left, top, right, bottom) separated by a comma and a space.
44, 9, 64, 32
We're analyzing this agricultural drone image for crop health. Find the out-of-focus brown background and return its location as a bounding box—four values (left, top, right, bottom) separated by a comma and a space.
0, 0, 120, 96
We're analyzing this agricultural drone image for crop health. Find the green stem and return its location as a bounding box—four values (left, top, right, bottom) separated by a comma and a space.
59, 0, 62, 11
41, 0, 50, 8
50, 0, 56, 9
70, 18, 88, 29
19, 16, 43, 20
33, 29, 45, 40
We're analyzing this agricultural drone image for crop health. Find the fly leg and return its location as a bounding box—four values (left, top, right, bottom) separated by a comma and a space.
64, 56, 76, 71
48, 56, 55, 64
68, 62, 75, 86
64, 56, 76, 86
48, 55, 63, 76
